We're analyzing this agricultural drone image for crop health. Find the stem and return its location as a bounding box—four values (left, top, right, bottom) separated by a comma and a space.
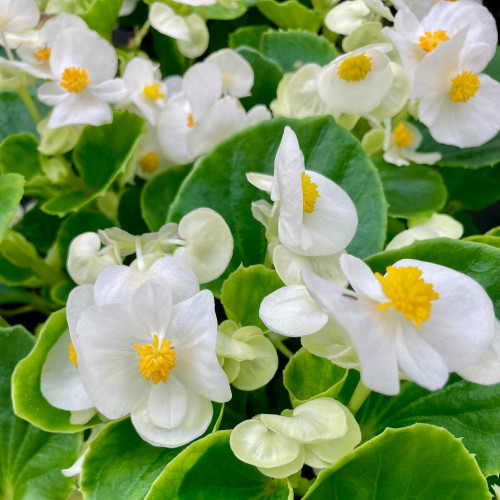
274, 340, 293, 359
129, 19, 150, 50
212, 403, 224, 433
17, 86, 41, 124
347, 380, 372, 415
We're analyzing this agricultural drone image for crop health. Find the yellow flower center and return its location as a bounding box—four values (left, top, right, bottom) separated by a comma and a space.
134, 334, 176, 384
34, 46, 51, 62
143, 83, 165, 100
448, 70, 480, 103
375, 266, 439, 328
68, 342, 78, 368
139, 152, 160, 173
301, 172, 320, 213
393, 122, 415, 148
337, 53, 372, 82
418, 30, 449, 52
186, 113, 196, 128
60, 67, 92, 93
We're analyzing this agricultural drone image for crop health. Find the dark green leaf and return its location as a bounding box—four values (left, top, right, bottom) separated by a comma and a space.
229, 25, 269, 50
0, 173, 24, 242
118, 186, 149, 235
81, 0, 123, 39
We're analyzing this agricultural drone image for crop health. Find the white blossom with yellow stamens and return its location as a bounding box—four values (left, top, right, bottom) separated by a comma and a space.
37, 27, 127, 128
302, 254, 496, 395
384, 0, 497, 80
412, 27, 500, 147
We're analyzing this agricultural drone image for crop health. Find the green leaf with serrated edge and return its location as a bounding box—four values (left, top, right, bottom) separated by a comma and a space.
145, 431, 292, 500
283, 348, 347, 408
0, 325, 82, 499
81, 0, 123, 39
141, 164, 192, 231
464, 235, 500, 249
168, 116, 387, 293
237, 47, 284, 110
0, 133, 41, 180
437, 164, 500, 210
0, 173, 24, 242
355, 377, 500, 477
229, 26, 269, 50
56, 210, 114, 263
221, 265, 284, 329
303, 424, 490, 499
42, 112, 144, 216
365, 238, 500, 315
12, 309, 101, 432
373, 158, 447, 219
260, 30, 338, 73
253, 0, 322, 32
81, 419, 185, 500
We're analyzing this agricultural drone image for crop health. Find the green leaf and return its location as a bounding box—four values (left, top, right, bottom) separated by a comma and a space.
356, 377, 500, 477
464, 235, 500, 249
229, 26, 269, 50
0, 254, 38, 286
151, 30, 185, 77
374, 159, 447, 219
484, 46, 500, 83
81, 419, 184, 500
141, 164, 192, 231
145, 430, 292, 500
221, 265, 284, 329
237, 47, 284, 109
283, 348, 347, 408
0, 173, 24, 242
168, 116, 387, 290
437, 164, 500, 210
260, 30, 338, 73
205, 0, 247, 20
0, 325, 82, 499
56, 210, 115, 263
303, 424, 490, 499
81, 0, 123, 39
0, 133, 42, 180
118, 186, 149, 235
253, 0, 322, 32
12, 309, 101, 432
42, 112, 144, 216
365, 238, 500, 316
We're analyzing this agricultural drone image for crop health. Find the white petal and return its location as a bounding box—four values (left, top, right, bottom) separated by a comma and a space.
302, 271, 400, 395
132, 391, 213, 447
149, 3, 190, 41
259, 285, 329, 337
38, 82, 70, 106
42, 13, 88, 45
257, 447, 305, 479
325, 1, 370, 36
246, 173, 274, 194
183, 61, 222, 120
206, 49, 254, 98
40, 330, 94, 411
216, 330, 256, 361
176, 15, 209, 59
148, 374, 188, 428
169, 291, 232, 402
1, 0, 39, 33
244, 105, 271, 127
174, 208, 233, 284
91, 79, 128, 103
66, 284, 95, 340
339, 254, 386, 301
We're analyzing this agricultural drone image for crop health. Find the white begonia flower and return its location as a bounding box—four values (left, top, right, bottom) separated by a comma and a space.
2, 13, 87, 79
40, 329, 96, 424
270, 73, 293, 118
230, 398, 361, 478
384, 0, 497, 81
149, 3, 209, 59
119, 0, 139, 16
325, 0, 393, 36
302, 254, 496, 395
37, 27, 127, 129
205, 48, 254, 98
382, 119, 442, 167
386, 213, 463, 251
67, 232, 121, 285
121, 57, 168, 126
247, 126, 358, 257
74, 280, 231, 447
412, 28, 500, 148
0, 0, 39, 38
318, 44, 394, 116
216, 321, 278, 391
392, 0, 482, 21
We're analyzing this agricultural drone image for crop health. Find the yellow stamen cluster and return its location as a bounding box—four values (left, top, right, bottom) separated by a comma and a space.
418, 30, 449, 52
337, 53, 372, 82
60, 67, 92, 93
143, 83, 165, 100
140, 152, 160, 173
34, 46, 51, 62
301, 172, 320, 213
393, 122, 415, 148
375, 266, 439, 328
135, 334, 176, 384
68, 342, 78, 368
448, 71, 480, 102
186, 113, 195, 128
